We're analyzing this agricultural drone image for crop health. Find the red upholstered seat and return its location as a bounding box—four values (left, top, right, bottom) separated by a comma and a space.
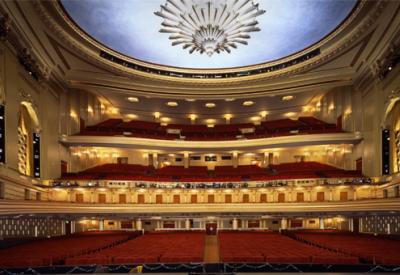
219, 231, 358, 264
294, 230, 400, 265
0, 231, 137, 268
64, 231, 205, 265
78, 117, 341, 141
60, 161, 365, 182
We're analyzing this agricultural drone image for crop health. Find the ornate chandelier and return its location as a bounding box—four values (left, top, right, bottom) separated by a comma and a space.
155, 0, 266, 57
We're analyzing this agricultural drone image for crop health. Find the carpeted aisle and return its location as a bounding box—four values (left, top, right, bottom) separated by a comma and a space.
203, 235, 220, 263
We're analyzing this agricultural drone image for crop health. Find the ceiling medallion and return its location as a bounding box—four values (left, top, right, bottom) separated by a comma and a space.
155, 0, 266, 57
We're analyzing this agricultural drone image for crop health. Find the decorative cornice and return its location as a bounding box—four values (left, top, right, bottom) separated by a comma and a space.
17, 48, 49, 82
0, 13, 11, 40
372, 42, 400, 81
0, 8, 51, 83
32, 0, 384, 85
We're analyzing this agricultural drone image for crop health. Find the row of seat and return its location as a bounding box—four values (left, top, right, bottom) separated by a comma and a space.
1, 231, 398, 267
0, 231, 137, 268
61, 162, 363, 181
219, 231, 359, 264
79, 117, 341, 141
65, 231, 205, 265
293, 231, 400, 265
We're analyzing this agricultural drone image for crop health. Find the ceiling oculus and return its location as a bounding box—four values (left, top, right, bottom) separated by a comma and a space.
155, 0, 266, 56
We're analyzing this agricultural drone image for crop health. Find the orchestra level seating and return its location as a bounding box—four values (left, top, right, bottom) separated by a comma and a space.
218, 231, 359, 264
2, 230, 400, 268
65, 231, 205, 265
293, 230, 400, 265
0, 231, 138, 268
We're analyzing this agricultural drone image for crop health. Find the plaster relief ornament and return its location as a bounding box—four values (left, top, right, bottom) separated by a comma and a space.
155, 0, 265, 56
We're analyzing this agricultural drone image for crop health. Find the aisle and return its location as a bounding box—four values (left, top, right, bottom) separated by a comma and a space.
203, 235, 220, 263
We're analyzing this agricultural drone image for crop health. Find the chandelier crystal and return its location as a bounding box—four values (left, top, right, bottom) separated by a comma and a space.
155, 0, 266, 57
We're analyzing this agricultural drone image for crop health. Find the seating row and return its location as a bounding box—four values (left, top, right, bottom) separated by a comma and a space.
65, 231, 205, 265
79, 116, 342, 141
293, 231, 400, 265
0, 231, 137, 268
61, 162, 364, 182
2, 231, 398, 267
219, 231, 359, 264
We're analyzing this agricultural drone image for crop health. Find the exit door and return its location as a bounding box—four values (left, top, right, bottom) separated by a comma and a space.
206, 223, 217, 235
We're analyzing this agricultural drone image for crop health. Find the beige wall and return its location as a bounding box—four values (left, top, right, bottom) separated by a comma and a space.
316, 69, 400, 177
0, 42, 61, 179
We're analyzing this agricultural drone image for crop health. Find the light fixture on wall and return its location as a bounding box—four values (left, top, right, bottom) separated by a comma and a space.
259, 111, 268, 118
205, 118, 216, 128
154, 112, 161, 119
69, 110, 77, 118
224, 114, 233, 123
189, 114, 198, 123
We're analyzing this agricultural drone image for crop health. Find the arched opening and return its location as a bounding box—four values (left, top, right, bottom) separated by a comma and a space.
17, 102, 40, 176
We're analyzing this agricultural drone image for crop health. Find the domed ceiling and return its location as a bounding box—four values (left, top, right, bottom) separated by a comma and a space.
60, 0, 357, 69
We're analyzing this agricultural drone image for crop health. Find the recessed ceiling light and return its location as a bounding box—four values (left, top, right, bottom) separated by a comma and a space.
259, 111, 268, 118
243, 101, 254, 106
225, 98, 235, 102
127, 97, 139, 102
154, 112, 161, 119
160, 117, 171, 122
282, 95, 294, 101
250, 116, 261, 121
205, 102, 216, 108
285, 112, 297, 117
167, 101, 178, 107
185, 98, 196, 102
125, 114, 138, 119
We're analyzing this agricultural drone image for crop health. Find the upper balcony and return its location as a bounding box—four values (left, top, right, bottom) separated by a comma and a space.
61, 117, 362, 151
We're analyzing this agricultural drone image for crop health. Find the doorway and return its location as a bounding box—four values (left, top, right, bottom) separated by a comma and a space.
206, 222, 217, 235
